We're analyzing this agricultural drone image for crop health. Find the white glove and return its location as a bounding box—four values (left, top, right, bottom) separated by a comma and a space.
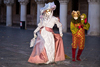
30, 32, 37, 48
60, 34, 63, 37
30, 38, 35, 47
34, 33, 37, 38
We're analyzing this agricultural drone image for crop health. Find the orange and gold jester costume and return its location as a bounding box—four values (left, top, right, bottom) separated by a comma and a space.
70, 13, 90, 61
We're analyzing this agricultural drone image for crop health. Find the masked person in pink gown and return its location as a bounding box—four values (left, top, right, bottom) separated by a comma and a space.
28, 2, 65, 64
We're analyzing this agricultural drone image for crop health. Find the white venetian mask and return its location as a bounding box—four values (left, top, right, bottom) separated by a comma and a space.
46, 11, 51, 16
45, 9, 52, 16
74, 17, 78, 20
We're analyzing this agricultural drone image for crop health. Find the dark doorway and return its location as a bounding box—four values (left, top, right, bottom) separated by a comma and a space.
16, 0, 20, 14
53, 0, 60, 17
72, 0, 79, 11
53, 0, 60, 31
27, 0, 31, 14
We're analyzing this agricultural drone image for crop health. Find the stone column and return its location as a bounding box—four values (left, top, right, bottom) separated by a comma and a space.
18, 0, 29, 29
59, 0, 69, 32
88, 0, 100, 36
35, 0, 46, 25
4, 0, 14, 26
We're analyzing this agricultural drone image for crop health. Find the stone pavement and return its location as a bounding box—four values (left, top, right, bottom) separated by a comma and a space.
0, 25, 100, 67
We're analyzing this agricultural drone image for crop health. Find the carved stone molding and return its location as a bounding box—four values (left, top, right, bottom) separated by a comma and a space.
88, 0, 100, 3
35, 0, 47, 4
58, 0, 69, 3
4, 0, 14, 5
18, 0, 29, 5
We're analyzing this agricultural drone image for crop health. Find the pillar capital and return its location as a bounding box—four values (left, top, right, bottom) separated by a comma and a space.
35, 0, 47, 4
4, 0, 14, 5
58, 0, 69, 4
18, 0, 29, 5
88, 0, 100, 3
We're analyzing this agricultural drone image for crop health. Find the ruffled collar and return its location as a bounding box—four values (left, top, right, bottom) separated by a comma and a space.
71, 17, 81, 24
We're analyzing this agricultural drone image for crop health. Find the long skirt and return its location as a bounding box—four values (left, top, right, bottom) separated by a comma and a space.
28, 27, 65, 64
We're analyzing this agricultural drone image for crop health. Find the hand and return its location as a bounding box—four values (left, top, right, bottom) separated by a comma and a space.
78, 25, 83, 29
56, 17, 60, 21
33, 31, 36, 34
34, 33, 37, 38
60, 34, 63, 37
78, 26, 81, 29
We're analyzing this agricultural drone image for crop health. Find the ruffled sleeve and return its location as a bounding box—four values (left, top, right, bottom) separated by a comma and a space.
55, 17, 62, 28
83, 22, 90, 30
70, 22, 79, 34
55, 17, 63, 35
34, 21, 43, 33
38, 22, 42, 27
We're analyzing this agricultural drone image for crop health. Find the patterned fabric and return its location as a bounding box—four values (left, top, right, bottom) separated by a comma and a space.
71, 23, 85, 49
70, 22, 79, 34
